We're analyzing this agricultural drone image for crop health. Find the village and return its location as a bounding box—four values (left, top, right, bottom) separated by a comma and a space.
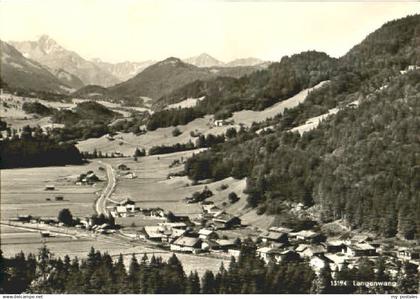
8, 183, 420, 279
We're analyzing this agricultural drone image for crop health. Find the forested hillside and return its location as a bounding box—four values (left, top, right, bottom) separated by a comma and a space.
184, 14, 420, 239
157, 51, 336, 112
0, 125, 84, 168
105, 57, 260, 103
149, 51, 336, 129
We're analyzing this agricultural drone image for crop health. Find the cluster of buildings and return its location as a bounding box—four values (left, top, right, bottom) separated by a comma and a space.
255, 226, 420, 275
10, 214, 116, 235
75, 171, 100, 185
136, 222, 242, 255
116, 199, 244, 255
117, 164, 137, 179
107, 199, 138, 218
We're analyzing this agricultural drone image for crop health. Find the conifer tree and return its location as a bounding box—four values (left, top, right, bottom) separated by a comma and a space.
310, 263, 332, 294
186, 271, 200, 294
128, 254, 141, 293
397, 261, 419, 294
201, 270, 217, 294
113, 254, 128, 292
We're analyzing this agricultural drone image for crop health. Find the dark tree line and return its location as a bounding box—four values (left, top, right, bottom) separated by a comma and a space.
148, 133, 227, 156
149, 141, 195, 156
154, 51, 337, 127
2, 242, 417, 294
0, 126, 84, 169
22, 102, 53, 116
146, 107, 205, 131
185, 70, 420, 239
183, 15, 420, 239
0, 242, 314, 294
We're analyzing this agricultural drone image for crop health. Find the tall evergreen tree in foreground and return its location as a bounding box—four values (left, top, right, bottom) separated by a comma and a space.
0, 244, 418, 294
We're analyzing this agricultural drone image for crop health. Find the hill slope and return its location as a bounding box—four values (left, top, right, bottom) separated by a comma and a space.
106, 57, 261, 102
10, 35, 119, 87
155, 51, 337, 114
182, 14, 420, 239
184, 53, 224, 67
0, 40, 71, 94
91, 58, 156, 82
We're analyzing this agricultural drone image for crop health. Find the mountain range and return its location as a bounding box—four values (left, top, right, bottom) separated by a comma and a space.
184, 53, 265, 68
90, 58, 156, 82
103, 57, 266, 103
0, 40, 71, 94
9, 35, 119, 87
2, 35, 268, 99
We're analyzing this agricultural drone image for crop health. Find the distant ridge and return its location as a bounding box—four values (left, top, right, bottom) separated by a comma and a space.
0, 40, 72, 94
183, 53, 266, 68
10, 35, 120, 87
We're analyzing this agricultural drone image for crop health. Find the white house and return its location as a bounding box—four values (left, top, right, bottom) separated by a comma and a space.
198, 228, 219, 240
118, 198, 136, 212
170, 236, 202, 253
346, 243, 376, 257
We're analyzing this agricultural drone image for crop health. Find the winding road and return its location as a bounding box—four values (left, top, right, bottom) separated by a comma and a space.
96, 161, 116, 217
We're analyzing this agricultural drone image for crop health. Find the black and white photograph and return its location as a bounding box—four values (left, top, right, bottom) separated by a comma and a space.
0, 0, 419, 296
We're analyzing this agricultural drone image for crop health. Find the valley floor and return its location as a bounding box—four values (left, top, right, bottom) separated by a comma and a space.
0, 150, 261, 276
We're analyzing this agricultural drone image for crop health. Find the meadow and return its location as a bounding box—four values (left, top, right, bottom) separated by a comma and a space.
0, 224, 224, 277
0, 162, 104, 220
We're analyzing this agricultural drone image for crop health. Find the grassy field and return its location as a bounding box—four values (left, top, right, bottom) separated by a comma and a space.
0, 224, 224, 277
165, 96, 205, 110
103, 151, 251, 217
100, 151, 273, 229
1, 162, 104, 220
228, 81, 327, 126
104, 151, 206, 216
0, 93, 152, 131
76, 83, 326, 157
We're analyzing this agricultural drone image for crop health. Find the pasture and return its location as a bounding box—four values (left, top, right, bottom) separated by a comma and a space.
0, 224, 224, 277
100, 151, 271, 229
76, 83, 326, 157
1, 162, 104, 220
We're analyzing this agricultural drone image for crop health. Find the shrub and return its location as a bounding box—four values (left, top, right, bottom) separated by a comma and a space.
172, 127, 182, 137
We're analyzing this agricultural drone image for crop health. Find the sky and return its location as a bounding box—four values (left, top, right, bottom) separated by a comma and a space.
0, 0, 419, 63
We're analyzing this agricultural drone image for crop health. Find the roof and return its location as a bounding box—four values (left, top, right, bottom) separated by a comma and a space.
324, 253, 349, 264
116, 206, 128, 213
120, 198, 135, 206
203, 239, 220, 248
171, 228, 186, 238
260, 231, 287, 241
160, 222, 187, 228
311, 255, 334, 264
269, 226, 293, 234
199, 228, 217, 236
257, 247, 273, 254
209, 206, 222, 211
326, 240, 345, 246
351, 235, 371, 242
216, 239, 237, 247
173, 236, 201, 247
303, 245, 326, 254
279, 249, 296, 256
144, 226, 165, 239
349, 243, 375, 251
295, 244, 309, 252
213, 212, 239, 223
291, 230, 319, 238
86, 173, 98, 179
